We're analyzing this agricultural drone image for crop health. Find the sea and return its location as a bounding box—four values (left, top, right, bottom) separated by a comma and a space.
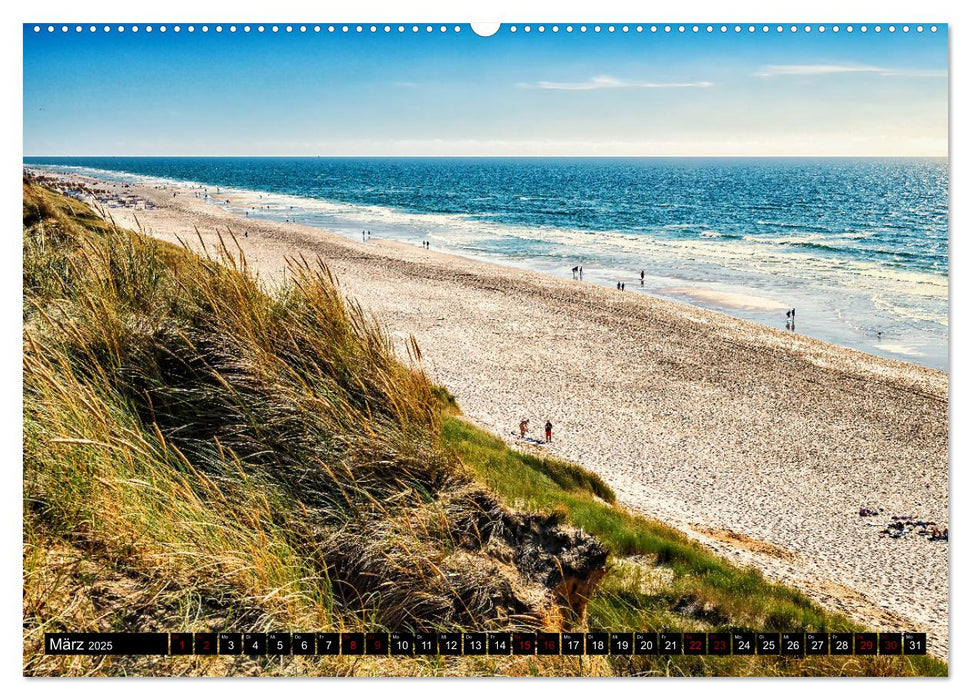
23, 157, 949, 371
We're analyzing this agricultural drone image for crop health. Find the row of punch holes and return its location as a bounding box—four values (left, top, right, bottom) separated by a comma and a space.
32, 24, 940, 35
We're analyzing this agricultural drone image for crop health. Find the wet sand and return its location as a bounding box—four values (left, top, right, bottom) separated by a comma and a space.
36, 172, 950, 657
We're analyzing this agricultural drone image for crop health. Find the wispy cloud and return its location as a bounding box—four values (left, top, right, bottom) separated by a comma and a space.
517, 75, 713, 90
756, 64, 946, 78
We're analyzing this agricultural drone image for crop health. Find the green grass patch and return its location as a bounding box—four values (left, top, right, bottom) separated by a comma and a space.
441, 414, 947, 676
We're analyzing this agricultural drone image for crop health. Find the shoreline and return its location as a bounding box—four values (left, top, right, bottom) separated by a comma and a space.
23, 163, 948, 372
31, 169, 950, 658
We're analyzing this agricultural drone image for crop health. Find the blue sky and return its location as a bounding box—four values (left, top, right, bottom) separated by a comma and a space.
23, 24, 948, 156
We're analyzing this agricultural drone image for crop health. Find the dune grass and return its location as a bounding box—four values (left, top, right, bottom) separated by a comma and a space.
23, 180, 592, 676
22, 180, 945, 677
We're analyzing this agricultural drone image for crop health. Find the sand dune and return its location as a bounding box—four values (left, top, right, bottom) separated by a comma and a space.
38, 172, 949, 658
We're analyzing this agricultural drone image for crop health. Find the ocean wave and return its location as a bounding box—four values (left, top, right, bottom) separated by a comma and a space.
28, 161, 948, 369
755, 219, 834, 234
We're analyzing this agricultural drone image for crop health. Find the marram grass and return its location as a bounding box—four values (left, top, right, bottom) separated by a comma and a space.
22, 180, 945, 677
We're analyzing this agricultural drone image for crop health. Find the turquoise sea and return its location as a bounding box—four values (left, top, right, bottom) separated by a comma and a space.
24, 157, 949, 370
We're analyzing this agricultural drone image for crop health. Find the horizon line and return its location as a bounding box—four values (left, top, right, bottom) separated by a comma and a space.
23, 153, 950, 159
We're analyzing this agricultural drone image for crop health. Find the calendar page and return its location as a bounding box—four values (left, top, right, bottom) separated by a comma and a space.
22, 19, 948, 678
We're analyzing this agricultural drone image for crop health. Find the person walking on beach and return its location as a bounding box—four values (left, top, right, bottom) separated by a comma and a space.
545, 420, 553, 443
362, 230, 366, 242
519, 419, 529, 439
572, 266, 579, 280
579, 266, 583, 280
640, 270, 645, 285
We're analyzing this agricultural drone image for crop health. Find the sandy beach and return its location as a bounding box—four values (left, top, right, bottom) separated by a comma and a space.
37, 172, 949, 657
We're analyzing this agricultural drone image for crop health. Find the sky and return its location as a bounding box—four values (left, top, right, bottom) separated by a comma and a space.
22, 23, 949, 156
